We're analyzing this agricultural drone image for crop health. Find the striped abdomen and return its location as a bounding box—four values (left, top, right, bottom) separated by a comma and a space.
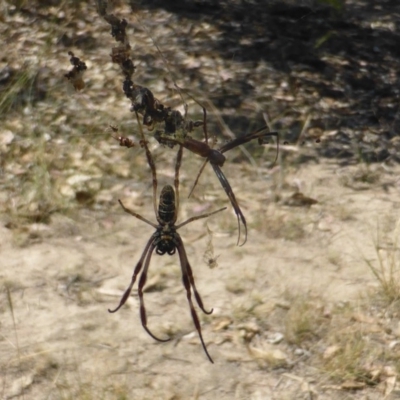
158, 185, 176, 223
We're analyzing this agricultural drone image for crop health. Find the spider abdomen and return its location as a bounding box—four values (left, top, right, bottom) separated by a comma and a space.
158, 184, 175, 223
155, 185, 178, 255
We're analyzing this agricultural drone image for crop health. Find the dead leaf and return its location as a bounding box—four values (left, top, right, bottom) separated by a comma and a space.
341, 380, 366, 390
384, 376, 396, 398
323, 345, 340, 359
0, 129, 14, 146
8, 374, 34, 398
247, 343, 289, 367
212, 317, 232, 331
351, 313, 376, 324
284, 192, 318, 207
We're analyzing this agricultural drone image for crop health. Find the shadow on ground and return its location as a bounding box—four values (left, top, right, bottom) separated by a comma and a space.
139, 0, 400, 163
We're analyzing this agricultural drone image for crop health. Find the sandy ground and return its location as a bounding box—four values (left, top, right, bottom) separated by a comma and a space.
2, 156, 400, 399
2, 1, 400, 399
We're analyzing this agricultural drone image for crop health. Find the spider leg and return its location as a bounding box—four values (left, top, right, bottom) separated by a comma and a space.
187, 157, 209, 199
201, 102, 209, 145
138, 240, 171, 342
108, 234, 156, 313
176, 235, 213, 314
174, 84, 209, 144
176, 235, 214, 363
186, 104, 211, 198
211, 163, 247, 246
135, 111, 158, 218
118, 199, 158, 229
218, 127, 280, 166
219, 126, 279, 156
176, 206, 226, 230
173, 145, 183, 222
257, 131, 280, 166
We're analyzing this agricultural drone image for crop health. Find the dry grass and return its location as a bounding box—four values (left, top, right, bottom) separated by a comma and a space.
320, 303, 389, 386
2, 1, 400, 399
284, 293, 327, 347
252, 210, 307, 242
338, 164, 381, 190
54, 379, 129, 400
364, 219, 400, 305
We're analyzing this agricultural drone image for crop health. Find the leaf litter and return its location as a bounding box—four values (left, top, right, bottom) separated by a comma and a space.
2, 0, 400, 399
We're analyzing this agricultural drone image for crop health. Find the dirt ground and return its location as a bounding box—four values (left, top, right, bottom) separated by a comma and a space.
2, 1, 400, 399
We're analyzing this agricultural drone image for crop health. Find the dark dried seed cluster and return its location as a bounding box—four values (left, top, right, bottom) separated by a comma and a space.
64, 51, 87, 91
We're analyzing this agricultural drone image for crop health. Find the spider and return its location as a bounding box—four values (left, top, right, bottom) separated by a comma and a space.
155, 99, 279, 247
109, 112, 226, 363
